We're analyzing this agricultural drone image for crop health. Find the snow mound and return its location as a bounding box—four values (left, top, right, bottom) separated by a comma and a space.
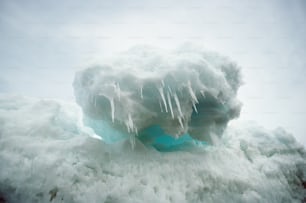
0, 96, 305, 203
73, 45, 242, 143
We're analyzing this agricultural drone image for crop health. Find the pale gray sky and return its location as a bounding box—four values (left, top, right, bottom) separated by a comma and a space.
1, 0, 306, 144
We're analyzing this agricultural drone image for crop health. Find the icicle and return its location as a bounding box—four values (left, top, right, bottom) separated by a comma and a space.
116, 83, 121, 101
126, 115, 137, 149
200, 90, 205, 98
174, 93, 183, 117
113, 82, 121, 100
140, 86, 143, 99
159, 100, 163, 112
193, 102, 198, 113
178, 117, 184, 129
126, 113, 134, 133
187, 81, 198, 103
110, 98, 115, 123
126, 124, 130, 133
167, 86, 172, 95
158, 87, 168, 113
167, 92, 174, 119
128, 114, 133, 130
135, 127, 138, 136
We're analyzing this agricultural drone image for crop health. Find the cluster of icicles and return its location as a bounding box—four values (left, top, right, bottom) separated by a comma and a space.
96, 80, 201, 134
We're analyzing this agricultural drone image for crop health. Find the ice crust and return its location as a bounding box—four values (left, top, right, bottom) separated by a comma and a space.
0, 96, 305, 203
73, 45, 242, 143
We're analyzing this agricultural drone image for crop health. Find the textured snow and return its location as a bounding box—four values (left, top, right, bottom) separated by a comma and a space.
0, 95, 305, 203
73, 45, 242, 143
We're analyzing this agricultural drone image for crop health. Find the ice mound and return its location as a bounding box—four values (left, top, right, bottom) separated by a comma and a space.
0, 96, 305, 203
73, 45, 242, 144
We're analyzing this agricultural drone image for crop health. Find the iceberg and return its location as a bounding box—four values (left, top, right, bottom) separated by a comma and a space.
73, 45, 242, 145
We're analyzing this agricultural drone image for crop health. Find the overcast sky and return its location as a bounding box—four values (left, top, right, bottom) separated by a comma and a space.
1, 0, 306, 144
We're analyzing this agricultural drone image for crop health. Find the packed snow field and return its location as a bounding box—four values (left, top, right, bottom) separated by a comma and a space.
0, 46, 306, 202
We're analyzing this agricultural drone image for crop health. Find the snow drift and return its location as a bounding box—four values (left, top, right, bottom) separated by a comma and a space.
0, 96, 305, 203
73, 45, 242, 144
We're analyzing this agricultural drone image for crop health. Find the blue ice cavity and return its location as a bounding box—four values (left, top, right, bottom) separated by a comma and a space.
83, 116, 128, 143
83, 116, 207, 151
138, 125, 208, 151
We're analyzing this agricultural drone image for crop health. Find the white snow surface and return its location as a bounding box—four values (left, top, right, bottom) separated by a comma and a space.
73, 45, 242, 142
0, 95, 305, 203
